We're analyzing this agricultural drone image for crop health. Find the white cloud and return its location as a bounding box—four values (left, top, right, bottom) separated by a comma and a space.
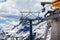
0, 16, 6, 20
0, 0, 20, 16
0, 0, 51, 19
9, 21, 19, 25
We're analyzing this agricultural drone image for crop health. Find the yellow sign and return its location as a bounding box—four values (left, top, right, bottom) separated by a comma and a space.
51, 0, 60, 10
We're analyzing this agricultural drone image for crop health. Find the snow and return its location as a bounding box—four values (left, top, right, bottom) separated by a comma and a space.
0, 0, 51, 40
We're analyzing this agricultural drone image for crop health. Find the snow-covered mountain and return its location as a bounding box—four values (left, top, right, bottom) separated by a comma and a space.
0, 19, 51, 40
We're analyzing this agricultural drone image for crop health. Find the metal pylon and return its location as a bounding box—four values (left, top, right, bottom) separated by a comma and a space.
29, 20, 33, 40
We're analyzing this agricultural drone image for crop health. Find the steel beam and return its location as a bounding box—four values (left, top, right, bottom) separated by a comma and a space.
29, 20, 33, 40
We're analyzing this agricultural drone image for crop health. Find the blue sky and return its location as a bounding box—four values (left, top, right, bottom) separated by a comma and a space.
0, 0, 51, 32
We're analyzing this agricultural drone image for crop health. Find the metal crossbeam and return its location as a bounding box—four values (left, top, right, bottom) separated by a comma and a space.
20, 11, 40, 13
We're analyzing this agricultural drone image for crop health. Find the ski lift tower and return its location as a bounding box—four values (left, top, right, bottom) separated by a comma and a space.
19, 11, 41, 40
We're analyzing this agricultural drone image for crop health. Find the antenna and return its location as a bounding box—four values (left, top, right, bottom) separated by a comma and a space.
41, 2, 51, 12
